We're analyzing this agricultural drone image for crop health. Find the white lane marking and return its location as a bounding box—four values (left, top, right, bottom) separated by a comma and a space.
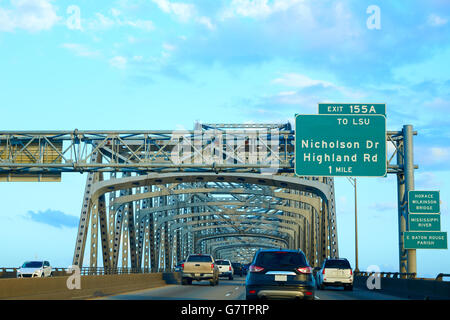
315, 296, 320, 300
226, 293, 232, 296
235, 287, 239, 290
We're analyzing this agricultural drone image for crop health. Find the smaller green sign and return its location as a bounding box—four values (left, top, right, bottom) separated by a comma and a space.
404, 231, 447, 249
408, 191, 440, 214
409, 214, 441, 231
318, 103, 386, 116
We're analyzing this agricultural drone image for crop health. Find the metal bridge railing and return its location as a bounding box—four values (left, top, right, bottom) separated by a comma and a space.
354, 271, 417, 279
355, 271, 450, 281
0, 267, 155, 278
54, 267, 153, 276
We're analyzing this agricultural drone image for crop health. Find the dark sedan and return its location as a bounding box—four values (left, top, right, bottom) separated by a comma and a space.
245, 249, 315, 300
231, 262, 243, 276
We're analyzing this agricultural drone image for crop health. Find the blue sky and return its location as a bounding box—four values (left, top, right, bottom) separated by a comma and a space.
0, 0, 449, 277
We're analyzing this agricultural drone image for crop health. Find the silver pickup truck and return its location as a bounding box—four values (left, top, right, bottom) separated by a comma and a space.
181, 254, 219, 286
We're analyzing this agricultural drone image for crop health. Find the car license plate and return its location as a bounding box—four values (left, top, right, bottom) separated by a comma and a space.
195, 273, 200, 277
275, 275, 287, 282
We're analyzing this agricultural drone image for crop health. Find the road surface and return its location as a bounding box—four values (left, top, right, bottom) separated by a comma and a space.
101, 275, 406, 300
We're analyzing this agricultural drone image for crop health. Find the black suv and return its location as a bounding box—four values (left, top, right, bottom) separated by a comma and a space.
245, 249, 315, 300
232, 262, 243, 276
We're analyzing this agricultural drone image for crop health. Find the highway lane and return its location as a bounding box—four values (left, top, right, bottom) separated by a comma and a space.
102, 276, 247, 300
101, 276, 406, 300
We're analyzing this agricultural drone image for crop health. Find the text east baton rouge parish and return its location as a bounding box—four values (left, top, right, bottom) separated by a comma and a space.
300, 138, 381, 165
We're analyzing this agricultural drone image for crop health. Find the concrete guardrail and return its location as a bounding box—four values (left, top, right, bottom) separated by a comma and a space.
354, 275, 450, 300
0, 272, 179, 300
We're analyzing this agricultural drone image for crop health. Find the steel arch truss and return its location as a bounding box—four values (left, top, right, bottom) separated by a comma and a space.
73, 171, 338, 271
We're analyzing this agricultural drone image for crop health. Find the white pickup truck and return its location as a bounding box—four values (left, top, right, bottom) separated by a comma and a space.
215, 259, 234, 280
181, 254, 219, 286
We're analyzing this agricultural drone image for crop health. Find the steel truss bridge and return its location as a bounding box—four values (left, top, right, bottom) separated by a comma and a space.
0, 123, 414, 273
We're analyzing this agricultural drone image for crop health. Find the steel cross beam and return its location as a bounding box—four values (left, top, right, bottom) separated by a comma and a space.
0, 129, 292, 175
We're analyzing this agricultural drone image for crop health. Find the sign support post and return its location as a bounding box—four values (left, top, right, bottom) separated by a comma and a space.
396, 125, 416, 276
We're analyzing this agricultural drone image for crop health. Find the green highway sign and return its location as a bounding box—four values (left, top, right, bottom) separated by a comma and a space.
404, 231, 447, 249
409, 214, 441, 232
318, 103, 386, 116
408, 191, 440, 213
294, 114, 386, 177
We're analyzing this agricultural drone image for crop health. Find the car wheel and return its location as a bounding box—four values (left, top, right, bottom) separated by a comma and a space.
229, 275, 233, 280
181, 278, 188, 285
210, 280, 216, 286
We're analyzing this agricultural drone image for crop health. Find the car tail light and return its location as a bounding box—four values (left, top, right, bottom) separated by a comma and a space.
249, 290, 256, 294
297, 267, 312, 274
181, 263, 184, 269
350, 269, 353, 275
305, 291, 313, 296
229, 266, 232, 271
211, 263, 214, 269
249, 265, 264, 273
322, 268, 326, 275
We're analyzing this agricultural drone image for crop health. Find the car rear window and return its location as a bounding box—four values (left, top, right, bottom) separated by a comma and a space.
254, 251, 307, 268
216, 260, 230, 265
187, 255, 213, 263
324, 259, 351, 269
22, 261, 43, 268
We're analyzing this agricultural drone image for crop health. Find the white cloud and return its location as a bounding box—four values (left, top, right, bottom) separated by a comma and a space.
86, 12, 154, 32
152, 0, 214, 30
61, 43, 100, 58
94, 12, 115, 29
162, 42, 176, 51
430, 147, 450, 162
110, 8, 121, 17
427, 14, 448, 27
196, 16, 215, 30
152, 0, 195, 22
415, 171, 443, 190
424, 97, 450, 110
369, 202, 397, 212
0, 0, 60, 32
109, 56, 127, 69
221, 0, 304, 19
271, 72, 366, 101
272, 73, 334, 89
124, 19, 154, 31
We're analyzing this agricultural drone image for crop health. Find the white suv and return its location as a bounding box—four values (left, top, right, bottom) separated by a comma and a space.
317, 258, 353, 290
215, 259, 234, 280
17, 261, 52, 278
